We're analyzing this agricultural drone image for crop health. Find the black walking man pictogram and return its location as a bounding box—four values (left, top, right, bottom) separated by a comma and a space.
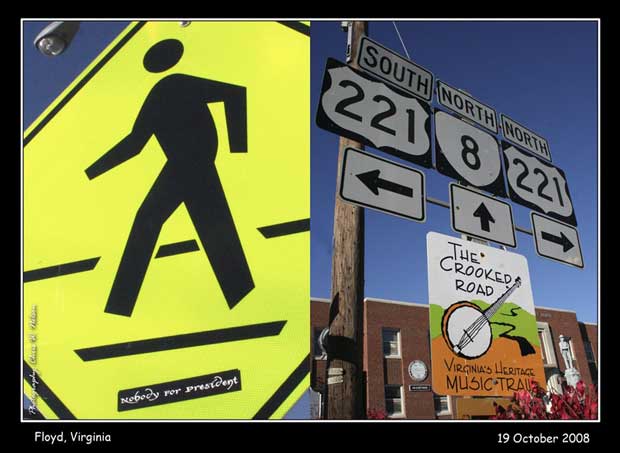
85, 39, 254, 317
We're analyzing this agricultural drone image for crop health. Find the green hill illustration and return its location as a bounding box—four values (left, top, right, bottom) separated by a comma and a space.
430, 301, 539, 349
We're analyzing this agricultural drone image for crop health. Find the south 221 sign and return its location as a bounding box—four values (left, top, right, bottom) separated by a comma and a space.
503, 142, 576, 226
316, 57, 432, 168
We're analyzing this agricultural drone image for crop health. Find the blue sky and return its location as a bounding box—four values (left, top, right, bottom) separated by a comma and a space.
23, 20, 598, 421
311, 20, 598, 328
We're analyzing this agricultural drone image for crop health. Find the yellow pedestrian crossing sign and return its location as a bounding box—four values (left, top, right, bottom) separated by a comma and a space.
23, 21, 310, 419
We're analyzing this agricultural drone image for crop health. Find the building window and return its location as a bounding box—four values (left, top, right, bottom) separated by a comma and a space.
538, 329, 548, 363
433, 394, 451, 416
382, 328, 401, 358
584, 340, 595, 363
537, 322, 557, 367
385, 385, 404, 417
313, 327, 326, 359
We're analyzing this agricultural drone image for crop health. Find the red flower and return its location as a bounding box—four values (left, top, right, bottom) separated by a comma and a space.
367, 408, 389, 420
491, 380, 597, 420
576, 381, 586, 396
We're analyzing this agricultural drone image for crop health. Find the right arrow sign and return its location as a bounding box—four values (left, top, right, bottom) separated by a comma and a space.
449, 183, 516, 247
531, 212, 583, 268
540, 231, 573, 252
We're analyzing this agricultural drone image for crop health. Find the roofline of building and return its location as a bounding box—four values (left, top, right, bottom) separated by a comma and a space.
535, 305, 577, 314
312, 296, 427, 308
311, 298, 331, 303
581, 321, 598, 326
311, 298, 593, 322
363, 297, 428, 309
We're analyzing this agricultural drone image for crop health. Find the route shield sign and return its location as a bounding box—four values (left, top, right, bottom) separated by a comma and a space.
23, 21, 310, 419
502, 142, 576, 226
316, 57, 432, 168
435, 110, 506, 197
531, 212, 584, 268
427, 232, 545, 397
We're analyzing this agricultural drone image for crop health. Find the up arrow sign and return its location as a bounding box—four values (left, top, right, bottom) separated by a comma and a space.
356, 170, 414, 198
449, 184, 516, 248
473, 202, 495, 232
339, 147, 426, 223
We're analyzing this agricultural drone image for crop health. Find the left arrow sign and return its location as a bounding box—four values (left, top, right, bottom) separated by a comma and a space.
356, 170, 413, 197
339, 147, 426, 223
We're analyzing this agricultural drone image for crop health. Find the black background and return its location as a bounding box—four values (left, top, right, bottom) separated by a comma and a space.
14, 11, 613, 451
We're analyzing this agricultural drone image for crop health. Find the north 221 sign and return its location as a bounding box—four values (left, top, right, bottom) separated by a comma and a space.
427, 232, 545, 397
502, 142, 576, 226
316, 57, 432, 168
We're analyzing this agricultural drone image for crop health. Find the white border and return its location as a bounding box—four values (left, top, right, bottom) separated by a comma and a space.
22, 18, 600, 423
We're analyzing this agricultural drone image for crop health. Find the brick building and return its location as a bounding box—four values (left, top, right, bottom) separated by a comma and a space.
311, 297, 598, 419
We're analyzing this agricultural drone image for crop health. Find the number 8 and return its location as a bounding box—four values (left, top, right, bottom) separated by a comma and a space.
461, 135, 481, 170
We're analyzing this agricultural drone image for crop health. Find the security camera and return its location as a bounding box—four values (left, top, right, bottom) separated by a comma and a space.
34, 21, 80, 57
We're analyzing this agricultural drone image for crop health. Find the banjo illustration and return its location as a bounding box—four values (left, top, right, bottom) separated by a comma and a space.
441, 277, 522, 359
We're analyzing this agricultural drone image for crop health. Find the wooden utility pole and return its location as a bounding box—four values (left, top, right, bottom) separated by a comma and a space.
325, 20, 367, 420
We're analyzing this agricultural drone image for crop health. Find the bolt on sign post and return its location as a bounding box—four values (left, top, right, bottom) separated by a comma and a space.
427, 232, 546, 397
23, 21, 310, 419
